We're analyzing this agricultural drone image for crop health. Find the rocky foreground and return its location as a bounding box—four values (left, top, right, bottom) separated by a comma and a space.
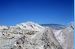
0, 22, 74, 49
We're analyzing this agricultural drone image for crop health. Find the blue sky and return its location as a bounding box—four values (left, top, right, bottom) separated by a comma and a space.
0, 0, 74, 26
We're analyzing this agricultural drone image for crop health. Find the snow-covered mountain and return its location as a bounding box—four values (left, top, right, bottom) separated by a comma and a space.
16, 21, 44, 31
0, 21, 74, 49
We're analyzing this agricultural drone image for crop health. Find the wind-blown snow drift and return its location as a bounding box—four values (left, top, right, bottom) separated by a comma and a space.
0, 21, 74, 49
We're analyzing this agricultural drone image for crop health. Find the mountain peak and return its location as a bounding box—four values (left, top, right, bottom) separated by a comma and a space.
16, 21, 44, 31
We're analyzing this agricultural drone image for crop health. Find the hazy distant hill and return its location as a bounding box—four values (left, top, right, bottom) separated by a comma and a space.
41, 24, 66, 30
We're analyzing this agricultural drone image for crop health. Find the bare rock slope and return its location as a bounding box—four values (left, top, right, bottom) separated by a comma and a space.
0, 22, 74, 49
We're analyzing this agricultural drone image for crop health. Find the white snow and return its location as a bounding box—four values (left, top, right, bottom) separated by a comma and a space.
16, 21, 44, 31
53, 30, 65, 45
0, 26, 8, 30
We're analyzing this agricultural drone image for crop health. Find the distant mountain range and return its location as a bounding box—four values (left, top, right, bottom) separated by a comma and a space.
41, 24, 66, 30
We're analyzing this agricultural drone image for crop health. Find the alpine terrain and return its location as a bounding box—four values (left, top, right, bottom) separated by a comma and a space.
0, 21, 74, 49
